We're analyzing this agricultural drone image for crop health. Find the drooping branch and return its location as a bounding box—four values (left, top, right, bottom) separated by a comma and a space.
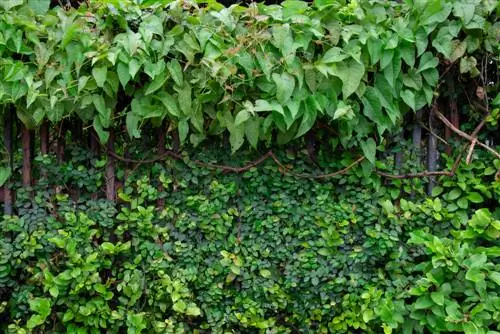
21, 124, 32, 188
106, 143, 364, 180
3, 107, 14, 215
376, 144, 466, 180
105, 132, 116, 202
434, 109, 500, 160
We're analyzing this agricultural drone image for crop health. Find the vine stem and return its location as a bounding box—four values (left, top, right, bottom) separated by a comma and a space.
107, 146, 364, 179
433, 109, 500, 160
376, 144, 466, 180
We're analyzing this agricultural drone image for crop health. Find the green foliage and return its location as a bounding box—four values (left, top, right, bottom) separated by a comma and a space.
0, 0, 497, 160
1, 145, 498, 333
388, 208, 500, 333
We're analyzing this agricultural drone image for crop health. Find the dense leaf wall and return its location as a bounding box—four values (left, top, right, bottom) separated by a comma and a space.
0, 0, 497, 150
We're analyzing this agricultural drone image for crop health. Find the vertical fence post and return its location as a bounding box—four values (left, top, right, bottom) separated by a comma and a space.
40, 121, 49, 180
22, 123, 32, 189
157, 124, 166, 210
106, 132, 116, 202
412, 110, 423, 159
427, 112, 437, 195
3, 107, 14, 215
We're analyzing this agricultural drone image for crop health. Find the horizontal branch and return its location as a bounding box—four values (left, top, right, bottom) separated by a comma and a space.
434, 109, 500, 160
270, 155, 365, 179
376, 170, 453, 179
107, 144, 364, 179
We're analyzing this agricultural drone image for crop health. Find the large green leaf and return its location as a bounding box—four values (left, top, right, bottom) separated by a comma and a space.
322, 47, 348, 63
417, 52, 439, 73
362, 87, 383, 125
156, 92, 180, 117
229, 125, 245, 152
272, 72, 295, 104
145, 72, 168, 95
295, 99, 317, 138
360, 138, 377, 164
117, 62, 131, 88
272, 24, 293, 56
400, 90, 416, 111
126, 112, 141, 138
0, 0, 23, 11
178, 120, 189, 145
92, 66, 107, 88
244, 118, 260, 149
333, 59, 365, 98
167, 60, 183, 87
28, 0, 50, 15
0, 167, 11, 187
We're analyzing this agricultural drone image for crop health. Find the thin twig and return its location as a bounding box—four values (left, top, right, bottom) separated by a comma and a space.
376, 143, 466, 180
107, 144, 364, 179
376, 170, 453, 179
466, 56, 492, 164
434, 109, 500, 160
270, 155, 365, 179
418, 121, 448, 145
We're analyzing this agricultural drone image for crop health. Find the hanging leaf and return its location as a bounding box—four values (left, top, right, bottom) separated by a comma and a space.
167, 60, 184, 87
117, 62, 131, 88
333, 59, 365, 98
234, 109, 251, 126
400, 90, 416, 111
295, 106, 317, 138
28, 0, 50, 15
0, 167, 11, 187
93, 117, 109, 144
417, 52, 439, 73
126, 112, 141, 138
272, 72, 295, 104
333, 101, 354, 120
92, 66, 107, 88
322, 47, 348, 63
128, 59, 141, 79
78, 76, 89, 93
155, 92, 180, 117
272, 24, 293, 56
245, 118, 260, 149
362, 88, 383, 123
361, 138, 377, 164
229, 125, 245, 152
145, 72, 168, 95
178, 120, 189, 145
178, 86, 192, 116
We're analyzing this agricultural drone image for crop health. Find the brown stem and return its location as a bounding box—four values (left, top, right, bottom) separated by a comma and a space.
106, 144, 364, 180
434, 109, 500, 160
157, 125, 167, 210
56, 122, 65, 164
40, 121, 49, 155
465, 104, 491, 164
22, 124, 32, 188
377, 144, 466, 180
427, 113, 437, 195
40, 121, 50, 180
105, 132, 116, 202
270, 155, 365, 179
3, 108, 14, 215
89, 128, 100, 157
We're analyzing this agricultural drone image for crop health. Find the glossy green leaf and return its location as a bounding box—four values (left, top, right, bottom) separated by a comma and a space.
360, 138, 377, 164
0, 167, 11, 187
92, 66, 107, 88
167, 60, 183, 87
333, 59, 365, 98
273, 72, 295, 104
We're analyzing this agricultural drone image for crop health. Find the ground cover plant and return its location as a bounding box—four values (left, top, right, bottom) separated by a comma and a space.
0, 0, 499, 333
